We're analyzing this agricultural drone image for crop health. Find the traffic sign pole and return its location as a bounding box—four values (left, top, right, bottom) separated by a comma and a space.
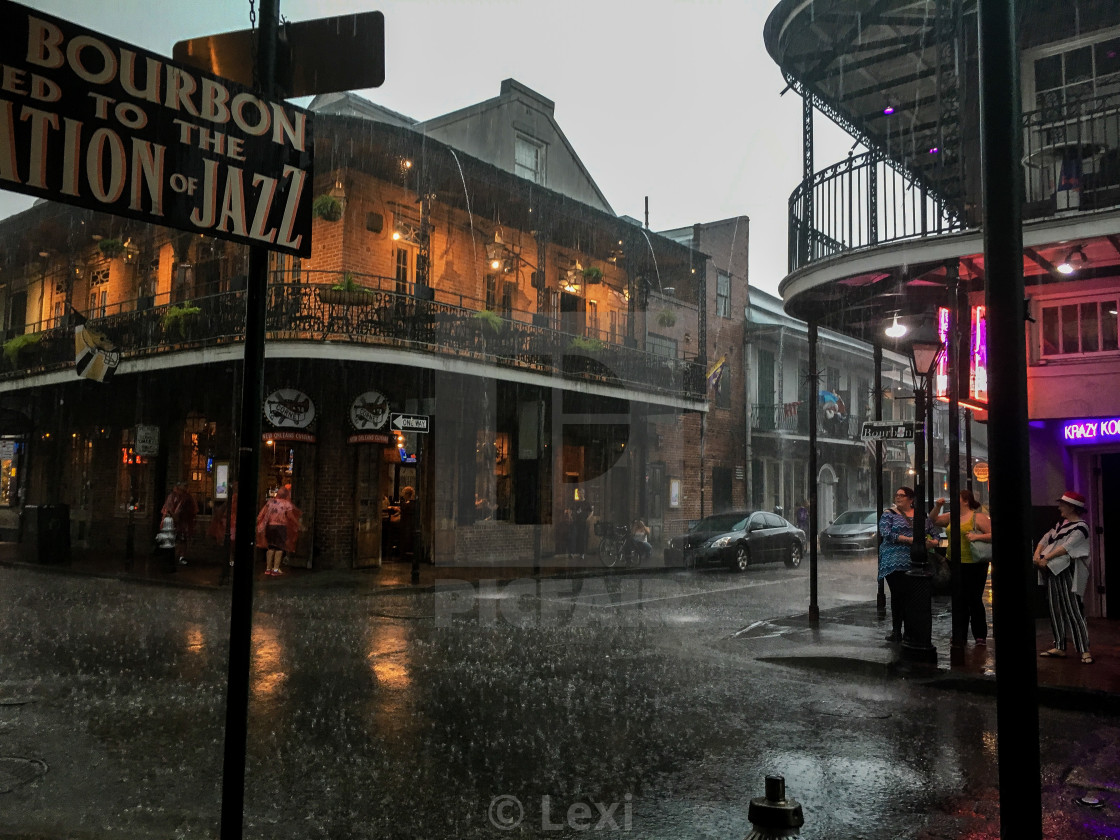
221, 3, 277, 838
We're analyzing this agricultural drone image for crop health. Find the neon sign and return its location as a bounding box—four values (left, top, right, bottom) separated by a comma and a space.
1061, 417, 1120, 445
934, 305, 988, 405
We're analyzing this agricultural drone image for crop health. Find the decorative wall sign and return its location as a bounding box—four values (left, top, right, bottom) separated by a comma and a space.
264, 388, 315, 428
135, 424, 159, 456
349, 390, 390, 431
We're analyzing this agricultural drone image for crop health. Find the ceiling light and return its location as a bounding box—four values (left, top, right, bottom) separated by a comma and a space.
1056, 246, 1087, 275
885, 314, 907, 338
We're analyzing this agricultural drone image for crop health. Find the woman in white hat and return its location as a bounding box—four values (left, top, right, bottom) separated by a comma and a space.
1033, 490, 1093, 663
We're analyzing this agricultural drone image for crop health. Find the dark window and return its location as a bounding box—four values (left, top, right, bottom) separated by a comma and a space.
485, 274, 497, 311
395, 248, 410, 295
715, 270, 731, 318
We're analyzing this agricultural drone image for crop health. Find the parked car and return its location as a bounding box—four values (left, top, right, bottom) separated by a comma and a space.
818, 509, 879, 556
683, 511, 806, 572
664, 511, 752, 566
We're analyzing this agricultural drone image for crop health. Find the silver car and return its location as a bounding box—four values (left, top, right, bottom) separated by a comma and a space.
818, 509, 879, 556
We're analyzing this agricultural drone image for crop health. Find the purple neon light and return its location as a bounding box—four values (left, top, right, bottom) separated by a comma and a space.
883, 105, 895, 115
1062, 416, 1120, 444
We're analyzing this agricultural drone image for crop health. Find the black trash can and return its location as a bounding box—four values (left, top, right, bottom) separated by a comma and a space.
19, 504, 71, 564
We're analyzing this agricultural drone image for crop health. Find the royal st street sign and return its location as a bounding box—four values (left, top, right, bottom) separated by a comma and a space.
0, 0, 313, 256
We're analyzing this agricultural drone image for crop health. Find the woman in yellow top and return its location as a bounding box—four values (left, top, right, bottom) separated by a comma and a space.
932, 489, 992, 647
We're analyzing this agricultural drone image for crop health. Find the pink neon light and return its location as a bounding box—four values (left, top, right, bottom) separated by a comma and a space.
932, 305, 988, 404
935, 307, 950, 398
971, 306, 988, 402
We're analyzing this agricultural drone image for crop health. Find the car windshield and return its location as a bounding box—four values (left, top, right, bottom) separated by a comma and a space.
692, 513, 749, 532
833, 511, 877, 525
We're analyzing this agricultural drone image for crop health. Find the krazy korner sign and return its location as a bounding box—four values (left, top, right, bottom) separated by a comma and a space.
0, 0, 313, 256
1061, 416, 1120, 445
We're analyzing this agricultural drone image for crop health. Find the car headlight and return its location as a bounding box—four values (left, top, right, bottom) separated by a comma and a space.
710, 536, 733, 548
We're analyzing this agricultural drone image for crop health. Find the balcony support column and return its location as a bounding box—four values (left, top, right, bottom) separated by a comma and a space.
978, 0, 1042, 836
807, 319, 819, 624
875, 344, 886, 615
802, 94, 815, 265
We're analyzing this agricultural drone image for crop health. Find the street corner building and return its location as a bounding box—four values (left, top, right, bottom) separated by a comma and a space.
0, 79, 759, 570
764, 0, 1120, 617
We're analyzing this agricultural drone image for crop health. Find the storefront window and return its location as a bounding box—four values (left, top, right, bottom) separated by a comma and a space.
116, 429, 150, 515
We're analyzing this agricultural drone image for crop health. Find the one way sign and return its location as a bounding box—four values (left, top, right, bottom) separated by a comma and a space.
391, 413, 430, 433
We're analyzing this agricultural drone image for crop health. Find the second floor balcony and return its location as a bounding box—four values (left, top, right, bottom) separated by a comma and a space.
1, 272, 707, 402
788, 95, 1120, 276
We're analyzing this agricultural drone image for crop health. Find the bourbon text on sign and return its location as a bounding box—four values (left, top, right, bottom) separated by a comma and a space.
0, 0, 313, 256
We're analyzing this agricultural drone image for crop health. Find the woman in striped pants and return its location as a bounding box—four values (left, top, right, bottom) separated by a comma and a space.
1033, 491, 1093, 664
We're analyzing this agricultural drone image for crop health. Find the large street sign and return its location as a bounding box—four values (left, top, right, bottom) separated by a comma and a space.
860, 420, 916, 440
173, 12, 385, 98
391, 413, 429, 433
0, 0, 313, 256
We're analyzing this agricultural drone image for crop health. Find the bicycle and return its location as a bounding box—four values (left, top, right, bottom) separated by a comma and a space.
597, 523, 642, 568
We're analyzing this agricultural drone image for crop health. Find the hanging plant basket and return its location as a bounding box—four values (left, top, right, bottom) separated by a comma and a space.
657, 309, 677, 328
312, 193, 343, 222
581, 266, 603, 284
98, 238, 126, 258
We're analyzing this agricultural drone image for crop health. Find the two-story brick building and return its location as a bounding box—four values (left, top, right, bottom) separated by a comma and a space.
0, 81, 713, 569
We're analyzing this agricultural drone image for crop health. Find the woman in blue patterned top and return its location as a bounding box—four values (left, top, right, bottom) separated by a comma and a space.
878, 486, 935, 643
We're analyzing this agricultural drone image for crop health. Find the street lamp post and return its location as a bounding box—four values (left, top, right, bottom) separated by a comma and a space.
902, 325, 944, 664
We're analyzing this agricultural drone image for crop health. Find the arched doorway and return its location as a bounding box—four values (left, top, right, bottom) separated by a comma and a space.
817, 464, 838, 530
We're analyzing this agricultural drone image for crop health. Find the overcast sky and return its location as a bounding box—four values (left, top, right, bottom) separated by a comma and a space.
3, 0, 853, 296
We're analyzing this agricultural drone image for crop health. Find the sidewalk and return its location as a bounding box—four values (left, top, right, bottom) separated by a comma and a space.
1, 540, 1117, 706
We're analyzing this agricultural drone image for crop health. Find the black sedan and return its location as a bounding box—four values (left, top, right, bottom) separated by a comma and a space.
664, 511, 753, 566
671, 511, 806, 572
818, 509, 879, 556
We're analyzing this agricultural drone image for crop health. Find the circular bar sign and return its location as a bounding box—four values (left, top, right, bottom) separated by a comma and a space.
973, 461, 989, 483
264, 388, 315, 428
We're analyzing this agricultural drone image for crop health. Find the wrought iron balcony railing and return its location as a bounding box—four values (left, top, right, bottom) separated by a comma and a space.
750, 403, 862, 440
1, 282, 706, 401
788, 93, 1120, 273
788, 151, 964, 274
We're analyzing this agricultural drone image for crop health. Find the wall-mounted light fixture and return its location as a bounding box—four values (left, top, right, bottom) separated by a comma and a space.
1057, 245, 1087, 275
885, 313, 907, 338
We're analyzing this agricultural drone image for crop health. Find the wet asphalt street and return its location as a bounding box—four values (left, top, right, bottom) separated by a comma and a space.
0, 557, 1115, 839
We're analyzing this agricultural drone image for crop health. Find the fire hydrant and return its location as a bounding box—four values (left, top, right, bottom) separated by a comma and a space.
744, 774, 804, 839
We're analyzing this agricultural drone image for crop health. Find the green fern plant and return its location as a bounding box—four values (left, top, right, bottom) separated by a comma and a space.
3, 332, 41, 366
98, 238, 125, 258
330, 272, 368, 293
161, 302, 202, 334
472, 309, 503, 334
312, 193, 343, 222
567, 335, 604, 352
